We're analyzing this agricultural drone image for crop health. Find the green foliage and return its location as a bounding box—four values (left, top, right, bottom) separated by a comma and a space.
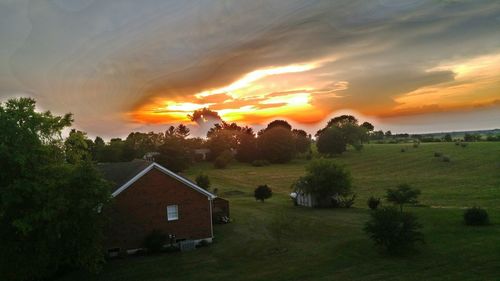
464, 207, 489, 226
254, 184, 272, 202
65, 129, 91, 164
293, 159, 352, 207
257, 127, 295, 163
0, 98, 110, 281
368, 196, 381, 210
442, 155, 451, 162
332, 193, 356, 208
364, 207, 424, 255
235, 132, 258, 163
292, 129, 311, 154
214, 150, 233, 169
156, 136, 193, 172
195, 174, 210, 190
444, 134, 452, 142
434, 152, 442, 157
386, 184, 421, 212
316, 127, 347, 155
143, 229, 167, 254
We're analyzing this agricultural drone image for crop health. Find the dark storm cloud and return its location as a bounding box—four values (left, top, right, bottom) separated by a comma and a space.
0, 0, 499, 137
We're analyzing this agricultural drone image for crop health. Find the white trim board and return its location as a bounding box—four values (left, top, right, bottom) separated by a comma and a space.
111, 162, 216, 199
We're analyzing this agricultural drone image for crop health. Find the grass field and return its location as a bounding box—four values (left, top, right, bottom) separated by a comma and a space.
59, 142, 500, 281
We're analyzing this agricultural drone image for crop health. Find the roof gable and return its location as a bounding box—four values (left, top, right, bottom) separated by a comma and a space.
99, 161, 215, 199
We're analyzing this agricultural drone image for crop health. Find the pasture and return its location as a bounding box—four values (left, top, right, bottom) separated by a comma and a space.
59, 142, 500, 281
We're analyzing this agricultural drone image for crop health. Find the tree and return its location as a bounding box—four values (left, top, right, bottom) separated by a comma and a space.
316, 115, 369, 152
254, 184, 273, 202
214, 150, 233, 169
316, 127, 347, 155
361, 121, 375, 132
65, 129, 92, 164
443, 134, 452, 142
364, 207, 424, 255
292, 129, 311, 154
235, 132, 258, 163
195, 174, 210, 190
264, 119, 292, 131
292, 159, 352, 207
0, 98, 111, 281
386, 184, 421, 212
155, 137, 192, 172
257, 126, 295, 163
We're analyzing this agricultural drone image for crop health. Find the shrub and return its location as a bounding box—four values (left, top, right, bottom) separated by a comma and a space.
464, 207, 489, 226
195, 174, 210, 190
292, 159, 352, 208
455, 141, 460, 146
400, 148, 406, 152
353, 143, 363, 151
254, 184, 272, 202
413, 142, 420, 148
368, 196, 381, 210
143, 229, 167, 254
442, 155, 451, 162
461, 142, 468, 148
386, 184, 421, 212
332, 193, 356, 208
364, 207, 424, 255
212, 187, 219, 195
252, 159, 270, 167
214, 150, 233, 169
434, 152, 442, 157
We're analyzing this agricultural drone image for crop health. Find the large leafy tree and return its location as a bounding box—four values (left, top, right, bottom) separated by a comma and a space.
316, 115, 370, 154
257, 126, 295, 163
316, 127, 347, 155
293, 159, 352, 207
65, 129, 91, 164
0, 98, 111, 281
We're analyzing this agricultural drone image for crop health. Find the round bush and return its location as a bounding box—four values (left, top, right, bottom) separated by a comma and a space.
254, 184, 272, 202
364, 207, 424, 254
434, 152, 442, 157
195, 174, 210, 190
367, 196, 381, 210
464, 207, 489, 226
442, 155, 451, 162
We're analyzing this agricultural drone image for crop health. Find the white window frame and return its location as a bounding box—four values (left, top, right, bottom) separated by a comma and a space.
167, 205, 179, 221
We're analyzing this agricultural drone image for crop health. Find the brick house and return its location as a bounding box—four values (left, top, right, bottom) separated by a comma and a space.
98, 159, 226, 253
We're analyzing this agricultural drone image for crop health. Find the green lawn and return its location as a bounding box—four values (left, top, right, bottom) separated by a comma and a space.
60, 142, 500, 281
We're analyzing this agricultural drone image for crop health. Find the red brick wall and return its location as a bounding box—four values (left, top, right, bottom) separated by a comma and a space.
105, 168, 212, 250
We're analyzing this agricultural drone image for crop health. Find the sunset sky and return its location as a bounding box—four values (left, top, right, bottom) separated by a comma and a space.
1, 0, 499, 138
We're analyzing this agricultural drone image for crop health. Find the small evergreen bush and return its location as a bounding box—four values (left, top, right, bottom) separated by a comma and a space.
195, 174, 210, 190
254, 184, 273, 202
464, 207, 489, 226
367, 196, 381, 210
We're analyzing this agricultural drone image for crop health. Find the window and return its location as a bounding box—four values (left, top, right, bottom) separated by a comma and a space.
167, 205, 179, 221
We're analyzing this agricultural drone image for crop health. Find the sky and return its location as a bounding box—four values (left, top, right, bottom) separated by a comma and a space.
0, 0, 499, 138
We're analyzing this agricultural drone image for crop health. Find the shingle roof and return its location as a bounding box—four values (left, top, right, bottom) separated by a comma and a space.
97, 159, 153, 193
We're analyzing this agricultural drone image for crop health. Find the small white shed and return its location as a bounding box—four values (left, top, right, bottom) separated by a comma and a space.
290, 191, 318, 207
